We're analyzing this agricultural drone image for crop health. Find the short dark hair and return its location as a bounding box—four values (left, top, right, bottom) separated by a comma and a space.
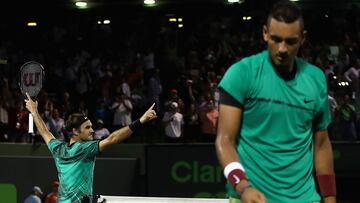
267, 0, 304, 30
65, 113, 89, 132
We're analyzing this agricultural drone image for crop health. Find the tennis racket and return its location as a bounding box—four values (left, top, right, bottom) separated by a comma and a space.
18, 61, 45, 133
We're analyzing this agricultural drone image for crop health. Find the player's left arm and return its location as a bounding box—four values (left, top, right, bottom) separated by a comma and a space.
313, 130, 336, 203
99, 103, 157, 152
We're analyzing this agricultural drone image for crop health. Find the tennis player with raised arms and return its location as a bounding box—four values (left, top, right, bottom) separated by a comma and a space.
24, 92, 157, 203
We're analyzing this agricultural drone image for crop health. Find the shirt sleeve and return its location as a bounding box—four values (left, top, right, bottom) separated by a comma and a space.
218, 60, 251, 105
218, 88, 243, 108
81, 140, 100, 158
47, 139, 64, 156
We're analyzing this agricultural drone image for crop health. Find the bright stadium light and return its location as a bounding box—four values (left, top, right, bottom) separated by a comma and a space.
243, 16, 251, 21
178, 24, 183, 28
227, 0, 244, 3
75, 1, 88, 9
144, 0, 155, 5
27, 22, 37, 27
103, 20, 111, 24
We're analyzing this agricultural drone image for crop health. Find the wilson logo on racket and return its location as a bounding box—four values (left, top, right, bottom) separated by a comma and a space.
18, 61, 45, 134
22, 72, 42, 86
18, 61, 45, 97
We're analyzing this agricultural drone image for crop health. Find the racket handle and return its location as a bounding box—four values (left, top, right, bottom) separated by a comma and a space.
29, 114, 34, 133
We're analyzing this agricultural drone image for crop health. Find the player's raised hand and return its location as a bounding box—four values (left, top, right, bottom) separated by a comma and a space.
24, 92, 38, 114
140, 103, 157, 123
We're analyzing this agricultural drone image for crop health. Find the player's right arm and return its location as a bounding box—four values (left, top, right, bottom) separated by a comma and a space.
24, 93, 55, 144
216, 103, 267, 203
215, 104, 243, 174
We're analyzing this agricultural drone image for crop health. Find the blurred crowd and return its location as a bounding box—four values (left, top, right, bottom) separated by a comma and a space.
0, 4, 360, 143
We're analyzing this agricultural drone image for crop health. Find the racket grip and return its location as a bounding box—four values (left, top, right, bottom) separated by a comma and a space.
29, 114, 34, 133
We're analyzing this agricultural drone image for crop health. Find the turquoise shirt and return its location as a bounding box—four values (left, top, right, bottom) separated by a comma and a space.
218, 50, 331, 203
48, 139, 100, 203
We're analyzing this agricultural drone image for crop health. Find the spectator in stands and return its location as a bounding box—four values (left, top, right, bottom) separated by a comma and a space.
45, 181, 59, 203
344, 58, 360, 111
93, 99, 110, 126
75, 65, 92, 97
58, 91, 74, 120
338, 94, 357, 141
45, 108, 65, 140
199, 100, 219, 142
118, 75, 131, 98
164, 89, 185, 114
198, 92, 214, 113
327, 91, 338, 139
184, 103, 200, 143
76, 100, 89, 117
110, 93, 133, 131
8, 101, 28, 142
0, 99, 9, 142
147, 68, 162, 113
162, 102, 184, 143
184, 80, 200, 142
344, 58, 360, 89
24, 186, 43, 203
93, 119, 110, 140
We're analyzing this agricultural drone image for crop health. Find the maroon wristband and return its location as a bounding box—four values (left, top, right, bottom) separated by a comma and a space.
316, 174, 336, 197
228, 169, 246, 188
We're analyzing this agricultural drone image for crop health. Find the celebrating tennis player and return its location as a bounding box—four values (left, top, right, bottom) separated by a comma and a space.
24, 92, 157, 203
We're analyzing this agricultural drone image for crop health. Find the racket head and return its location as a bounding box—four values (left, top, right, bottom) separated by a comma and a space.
18, 61, 45, 99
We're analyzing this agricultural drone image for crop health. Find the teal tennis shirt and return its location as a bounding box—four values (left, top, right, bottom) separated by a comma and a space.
48, 139, 100, 203
218, 50, 331, 203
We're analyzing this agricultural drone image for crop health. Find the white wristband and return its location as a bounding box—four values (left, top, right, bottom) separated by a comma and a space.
224, 162, 245, 178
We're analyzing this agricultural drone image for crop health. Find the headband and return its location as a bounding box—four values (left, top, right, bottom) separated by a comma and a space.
71, 115, 89, 130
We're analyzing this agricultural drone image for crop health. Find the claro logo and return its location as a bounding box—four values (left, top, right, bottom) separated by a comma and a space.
171, 160, 223, 183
